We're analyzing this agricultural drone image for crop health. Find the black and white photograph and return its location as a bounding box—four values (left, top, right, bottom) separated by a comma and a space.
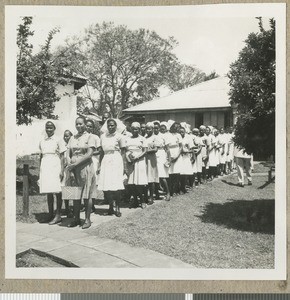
5, 4, 286, 280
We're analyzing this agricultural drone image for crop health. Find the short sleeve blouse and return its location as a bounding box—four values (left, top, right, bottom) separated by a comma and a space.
100, 132, 124, 152
154, 133, 168, 148
39, 135, 66, 156
67, 131, 96, 157
181, 134, 194, 152
125, 135, 147, 153
90, 134, 101, 149
167, 133, 182, 147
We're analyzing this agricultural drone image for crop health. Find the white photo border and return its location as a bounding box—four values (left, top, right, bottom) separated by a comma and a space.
5, 3, 287, 280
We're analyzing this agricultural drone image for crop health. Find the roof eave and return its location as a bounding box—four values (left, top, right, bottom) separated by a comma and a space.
124, 106, 232, 114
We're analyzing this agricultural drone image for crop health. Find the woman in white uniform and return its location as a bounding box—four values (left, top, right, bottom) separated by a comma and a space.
179, 126, 194, 193
167, 122, 182, 196
191, 128, 202, 186
145, 122, 159, 204
124, 122, 148, 209
153, 122, 171, 201
39, 121, 66, 224
98, 119, 126, 217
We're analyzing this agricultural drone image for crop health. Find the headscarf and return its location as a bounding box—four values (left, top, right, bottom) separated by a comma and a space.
146, 122, 154, 128
43, 119, 57, 138
167, 119, 175, 129
199, 125, 206, 130
180, 122, 191, 134
160, 121, 170, 131
131, 122, 141, 128
100, 118, 126, 135
153, 120, 160, 125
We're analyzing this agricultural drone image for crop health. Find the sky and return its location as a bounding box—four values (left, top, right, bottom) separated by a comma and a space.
21, 5, 272, 76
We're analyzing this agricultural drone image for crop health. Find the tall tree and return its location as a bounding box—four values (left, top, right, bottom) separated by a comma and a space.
165, 63, 218, 92
228, 18, 275, 158
56, 22, 178, 117
17, 17, 66, 125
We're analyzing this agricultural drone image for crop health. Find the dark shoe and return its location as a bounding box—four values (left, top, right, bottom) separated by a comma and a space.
129, 200, 138, 209
49, 217, 62, 225
164, 194, 171, 201
115, 211, 122, 217
82, 220, 91, 229
66, 210, 74, 218
248, 182, 252, 186
67, 220, 80, 228
148, 199, 154, 205
107, 208, 114, 215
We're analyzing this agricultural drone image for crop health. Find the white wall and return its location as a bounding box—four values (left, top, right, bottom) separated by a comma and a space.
16, 83, 78, 156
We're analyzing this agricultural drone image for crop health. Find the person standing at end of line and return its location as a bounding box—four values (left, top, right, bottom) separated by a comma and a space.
235, 147, 253, 187
39, 121, 67, 225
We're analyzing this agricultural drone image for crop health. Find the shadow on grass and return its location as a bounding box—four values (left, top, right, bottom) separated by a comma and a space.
198, 199, 274, 234
221, 179, 239, 186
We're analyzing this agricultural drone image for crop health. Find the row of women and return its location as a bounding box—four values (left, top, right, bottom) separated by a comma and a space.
38, 116, 235, 229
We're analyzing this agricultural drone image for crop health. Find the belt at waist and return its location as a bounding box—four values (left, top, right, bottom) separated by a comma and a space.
168, 145, 179, 149
104, 150, 120, 155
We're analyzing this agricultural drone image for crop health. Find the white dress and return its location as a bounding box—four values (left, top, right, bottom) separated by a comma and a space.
39, 135, 66, 193
192, 135, 203, 173
201, 135, 209, 169
208, 134, 218, 167
180, 134, 194, 175
125, 135, 148, 185
146, 135, 159, 183
154, 133, 169, 178
167, 132, 182, 174
98, 132, 125, 191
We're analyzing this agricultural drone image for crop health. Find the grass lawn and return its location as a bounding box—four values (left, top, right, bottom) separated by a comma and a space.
16, 159, 275, 269
89, 173, 275, 269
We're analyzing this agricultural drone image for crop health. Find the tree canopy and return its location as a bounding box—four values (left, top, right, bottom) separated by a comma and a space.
165, 63, 218, 92
17, 17, 66, 125
57, 22, 217, 117
228, 18, 275, 158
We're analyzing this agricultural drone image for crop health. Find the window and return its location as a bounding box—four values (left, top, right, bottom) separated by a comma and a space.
195, 112, 203, 128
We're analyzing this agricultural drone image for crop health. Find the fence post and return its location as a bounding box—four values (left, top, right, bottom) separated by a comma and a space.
23, 164, 29, 217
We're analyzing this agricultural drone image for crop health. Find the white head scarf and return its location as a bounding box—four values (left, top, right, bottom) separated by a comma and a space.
146, 122, 154, 128
100, 118, 126, 135
167, 119, 175, 129
160, 121, 169, 131
131, 122, 141, 128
